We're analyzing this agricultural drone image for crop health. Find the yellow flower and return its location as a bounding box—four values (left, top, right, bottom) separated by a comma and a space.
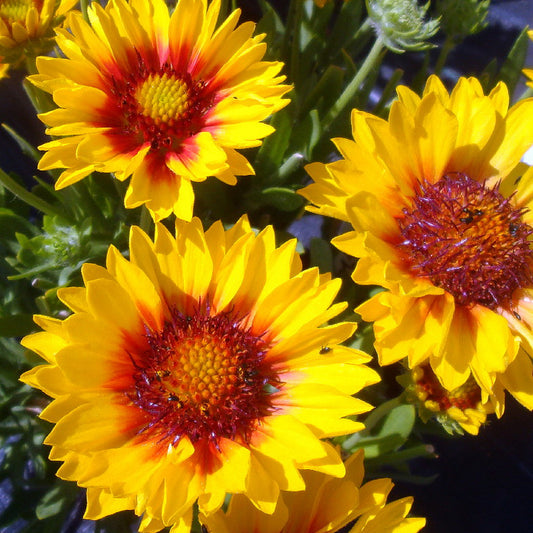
300, 75, 533, 416
524, 30, 533, 89
200, 449, 425, 533
401, 363, 494, 435
20, 216, 379, 532
30, 0, 290, 222
0, 0, 77, 65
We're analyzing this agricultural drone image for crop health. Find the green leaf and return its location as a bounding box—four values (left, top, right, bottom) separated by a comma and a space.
299, 65, 345, 119
0, 314, 35, 337
259, 187, 305, 212
498, 27, 529, 95
309, 237, 333, 274
343, 399, 416, 458
36, 485, 69, 520
255, 108, 293, 170
1, 124, 42, 162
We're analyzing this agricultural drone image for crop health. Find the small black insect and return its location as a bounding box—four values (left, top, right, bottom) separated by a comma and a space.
319, 346, 332, 354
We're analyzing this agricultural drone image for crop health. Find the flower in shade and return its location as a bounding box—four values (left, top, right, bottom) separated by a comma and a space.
300, 75, 533, 416
200, 449, 425, 533
0, 0, 77, 66
399, 363, 494, 435
30, 0, 290, 222
20, 216, 379, 531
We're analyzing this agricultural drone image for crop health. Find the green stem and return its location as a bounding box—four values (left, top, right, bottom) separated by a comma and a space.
80, 0, 89, 22
0, 169, 65, 218
321, 34, 386, 136
434, 36, 455, 76
270, 152, 304, 184
365, 444, 436, 467
23, 57, 38, 76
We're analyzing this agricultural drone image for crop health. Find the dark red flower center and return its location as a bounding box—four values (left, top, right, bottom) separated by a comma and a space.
413, 364, 480, 411
127, 304, 279, 448
398, 173, 533, 309
109, 56, 216, 152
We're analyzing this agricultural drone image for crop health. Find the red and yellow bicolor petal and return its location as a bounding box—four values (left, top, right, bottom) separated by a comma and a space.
20, 216, 376, 530
30, 0, 290, 221
300, 74, 533, 412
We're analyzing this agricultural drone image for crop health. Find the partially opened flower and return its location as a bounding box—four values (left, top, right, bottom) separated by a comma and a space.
400, 363, 494, 435
200, 449, 425, 533
0, 0, 77, 66
30, 0, 290, 221
300, 75, 533, 415
20, 216, 379, 531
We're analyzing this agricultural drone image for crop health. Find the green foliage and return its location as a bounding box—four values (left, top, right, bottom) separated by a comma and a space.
435, 0, 489, 42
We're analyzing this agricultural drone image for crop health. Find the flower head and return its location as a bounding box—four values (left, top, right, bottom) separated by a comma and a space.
30, 0, 290, 221
20, 216, 379, 531
400, 363, 494, 435
200, 449, 425, 533
0, 0, 76, 65
300, 75, 533, 415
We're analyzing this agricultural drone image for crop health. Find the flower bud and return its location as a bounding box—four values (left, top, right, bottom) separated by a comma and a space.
366, 0, 439, 52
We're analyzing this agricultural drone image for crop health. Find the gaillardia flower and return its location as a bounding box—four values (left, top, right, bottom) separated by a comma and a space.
20, 216, 379, 531
300, 75, 533, 415
30, 0, 290, 221
0, 0, 77, 66
201, 449, 425, 533
400, 363, 494, 435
